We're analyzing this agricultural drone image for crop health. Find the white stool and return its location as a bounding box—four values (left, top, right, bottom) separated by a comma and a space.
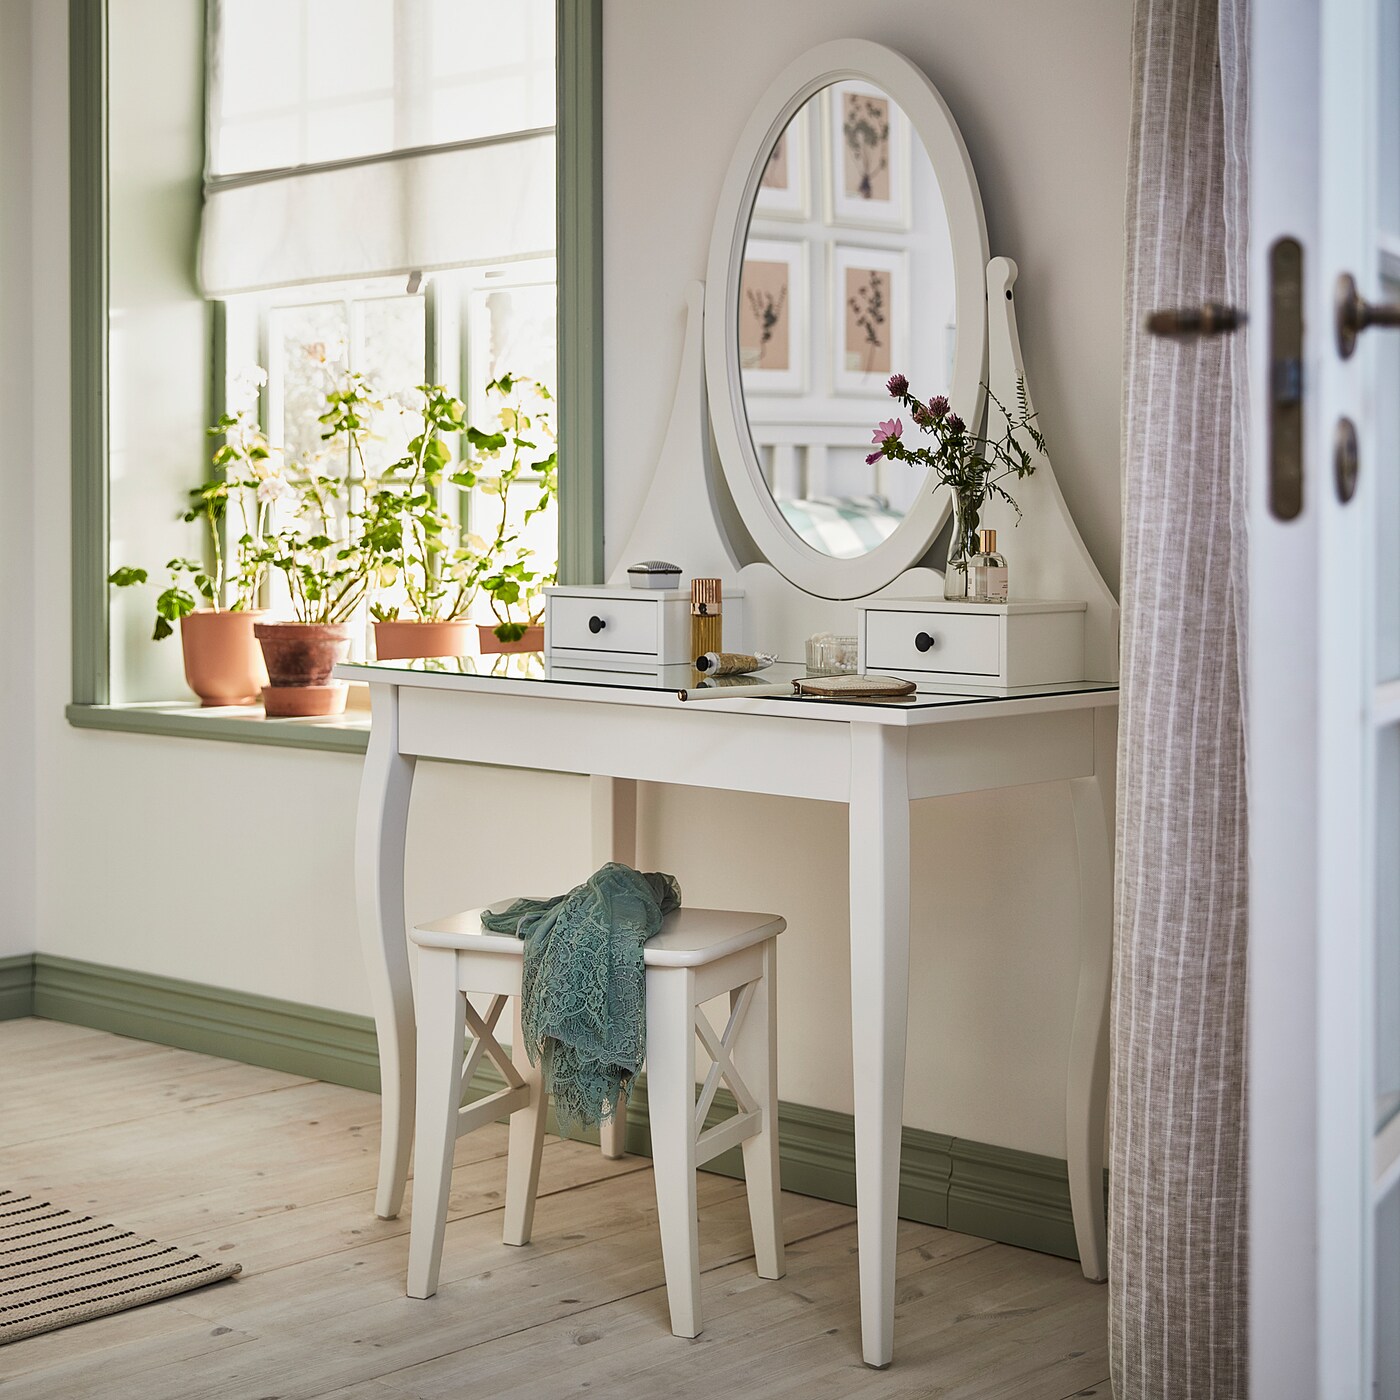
406, 903, 786, 1338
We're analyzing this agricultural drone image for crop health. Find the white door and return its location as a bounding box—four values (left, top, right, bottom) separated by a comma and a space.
1249, 0, 1400, 1395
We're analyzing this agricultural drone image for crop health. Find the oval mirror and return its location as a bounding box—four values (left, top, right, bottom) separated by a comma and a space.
706, 41, 989, 599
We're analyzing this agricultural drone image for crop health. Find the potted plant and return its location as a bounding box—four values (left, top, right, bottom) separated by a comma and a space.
364, 384, 482, 661
107, 376, 278, 705
364, 373, 558, 657
870, 374, 1046, 599
465, 374, 558, 654
241, 371, 385, 716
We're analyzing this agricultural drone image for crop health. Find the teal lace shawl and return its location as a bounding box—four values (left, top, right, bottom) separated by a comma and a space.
481, 863, 681, 1137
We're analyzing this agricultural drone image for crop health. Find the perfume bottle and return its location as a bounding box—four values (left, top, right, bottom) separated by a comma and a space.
690, 578, 723, 661
968, 529, 1008, 603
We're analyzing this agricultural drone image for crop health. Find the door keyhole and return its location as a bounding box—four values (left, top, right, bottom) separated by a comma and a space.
1334, 418, 1359, 503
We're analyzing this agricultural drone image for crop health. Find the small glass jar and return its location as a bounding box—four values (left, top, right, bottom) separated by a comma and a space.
805, 633, 858, 675
967, 528, 1008, 603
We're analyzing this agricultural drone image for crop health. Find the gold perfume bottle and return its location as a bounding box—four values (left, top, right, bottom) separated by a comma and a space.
690, 578, 723, 662
968, 529, 1009, 603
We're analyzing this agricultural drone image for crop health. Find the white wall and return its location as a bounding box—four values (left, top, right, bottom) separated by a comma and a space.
8, 0, 1130, 1160
0, 0, 37, 959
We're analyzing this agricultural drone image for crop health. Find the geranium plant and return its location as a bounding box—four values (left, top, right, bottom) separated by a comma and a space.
364, 384, 482, 624
870, 373, 1045, 598
469, 373, 559, 643
231, 367, 395, 626
108, 371, 282, 637
360, 374, 558, 641
318, 369, 381, 490
246, 461, 371, 625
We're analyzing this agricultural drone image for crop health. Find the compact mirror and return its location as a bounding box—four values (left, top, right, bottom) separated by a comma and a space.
707, 42, 989, 599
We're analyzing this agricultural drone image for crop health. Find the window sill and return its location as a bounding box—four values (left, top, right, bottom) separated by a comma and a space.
65, 701, 370, 754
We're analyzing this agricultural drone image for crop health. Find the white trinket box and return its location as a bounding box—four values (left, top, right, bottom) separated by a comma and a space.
545, 585, 746, 668
855, 598, 1086, 687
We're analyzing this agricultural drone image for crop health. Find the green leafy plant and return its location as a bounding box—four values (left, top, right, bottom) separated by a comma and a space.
107, 366, 562, 643
317, 370, 381, 487
467, 374, 559, 642
227, 366, 395, 626
364, 384, 481, 623
246, 464, 368, 626
107, 558, 213, 641
107, 376, 282, 638
364, 373, 558, 638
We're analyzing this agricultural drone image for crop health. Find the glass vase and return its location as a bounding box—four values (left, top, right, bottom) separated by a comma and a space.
944, 489, 984, 600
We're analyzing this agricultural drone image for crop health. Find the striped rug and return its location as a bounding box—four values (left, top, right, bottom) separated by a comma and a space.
0, 1189, 240, 1345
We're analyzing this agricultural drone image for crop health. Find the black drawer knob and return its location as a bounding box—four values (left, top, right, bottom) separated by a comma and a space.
915, 631, 936, 653
588, 615, 607, 634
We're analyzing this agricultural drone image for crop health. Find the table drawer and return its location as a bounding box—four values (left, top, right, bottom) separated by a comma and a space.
864, 609, 1001, 677
548, 594, 660, 655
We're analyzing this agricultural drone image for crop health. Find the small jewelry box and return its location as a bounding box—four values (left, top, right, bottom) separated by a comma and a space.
855, 598, 1086, 687
626, 560, 683, 590
546, 584, 744, 668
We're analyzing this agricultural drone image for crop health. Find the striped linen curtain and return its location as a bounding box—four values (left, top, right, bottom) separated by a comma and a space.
1111, 0, 1250, 1396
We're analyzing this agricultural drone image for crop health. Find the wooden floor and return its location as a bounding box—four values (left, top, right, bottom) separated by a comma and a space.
0, 1019, 1109, 1399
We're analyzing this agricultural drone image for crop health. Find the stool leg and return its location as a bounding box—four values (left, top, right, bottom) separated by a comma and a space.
591, 775, 637, 1163
646, 966, 703, 1338
600, 1099, 628, 1159
503, 995, 547, 1247
407, 948, 465, 1299
735, 943, 785, 1280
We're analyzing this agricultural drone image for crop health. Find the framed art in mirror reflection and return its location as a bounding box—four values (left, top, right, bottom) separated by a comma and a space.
831, 244, 909, 395
738, 238, 808, 394
824, 81, 911, 231
755, 101, 811, 221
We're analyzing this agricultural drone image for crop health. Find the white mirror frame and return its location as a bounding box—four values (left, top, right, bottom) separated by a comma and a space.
705, 39, 990, 600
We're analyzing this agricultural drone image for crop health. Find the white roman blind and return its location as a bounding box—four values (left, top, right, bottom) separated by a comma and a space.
199, 0, 556, 295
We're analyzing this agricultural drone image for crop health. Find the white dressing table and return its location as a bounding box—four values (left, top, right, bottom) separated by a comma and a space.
340, 655, 1116, 1369
341, 38, 1122, 1369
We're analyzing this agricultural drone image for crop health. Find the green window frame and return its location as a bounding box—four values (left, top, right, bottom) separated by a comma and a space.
65, 0, 603, 751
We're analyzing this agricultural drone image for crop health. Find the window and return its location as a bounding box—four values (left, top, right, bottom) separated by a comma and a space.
221, 261, 559, 628
208, 0, 554, 174
71, 0, 601, 732
207, 0, 559, 657
200, 2, 556, 300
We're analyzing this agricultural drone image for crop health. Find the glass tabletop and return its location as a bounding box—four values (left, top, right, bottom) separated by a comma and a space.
339, 653, 1118, 711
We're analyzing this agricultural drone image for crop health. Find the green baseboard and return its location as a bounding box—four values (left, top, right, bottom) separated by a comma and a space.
0, 954, 36, 1020
6, 953, 1085, 1261
30, 955, 380, 1092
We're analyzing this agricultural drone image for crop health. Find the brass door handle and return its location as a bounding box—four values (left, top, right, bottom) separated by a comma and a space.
1145, 303, 1247, 338
1335, 272, 1400, 359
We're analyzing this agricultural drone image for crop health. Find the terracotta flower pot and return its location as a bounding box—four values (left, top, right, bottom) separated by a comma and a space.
477, 623, 545, 655
179, 608, 268, 707
254, 621, 353, 717
373, 619, 473, 662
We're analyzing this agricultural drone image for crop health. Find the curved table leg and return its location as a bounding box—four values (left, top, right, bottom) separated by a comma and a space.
848, 723, 910, 1369
357, 683, 418, 1220
1066, 705, 1116, 1281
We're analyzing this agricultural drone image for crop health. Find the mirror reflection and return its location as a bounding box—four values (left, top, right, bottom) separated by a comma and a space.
738, 82, 956, 558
